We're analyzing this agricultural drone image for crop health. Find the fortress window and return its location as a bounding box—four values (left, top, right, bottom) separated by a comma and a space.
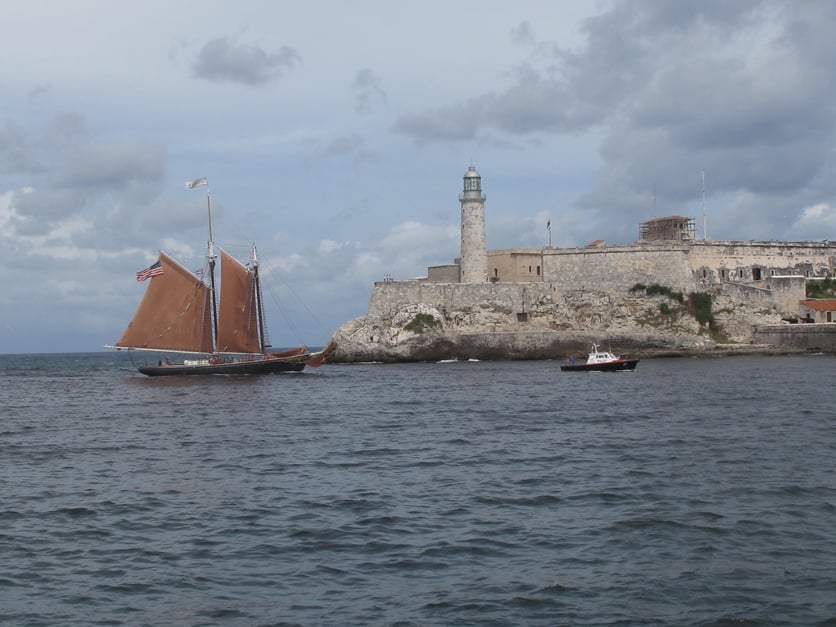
529, 265, 532, 273
537, 265, 541, 276
753, 268, 762, 281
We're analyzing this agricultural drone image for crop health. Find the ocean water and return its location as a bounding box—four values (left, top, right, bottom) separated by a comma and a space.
1, 351, 835, 626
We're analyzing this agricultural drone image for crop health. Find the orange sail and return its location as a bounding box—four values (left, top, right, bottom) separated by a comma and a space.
216, 249, 261, 354
115, 252, 213, 353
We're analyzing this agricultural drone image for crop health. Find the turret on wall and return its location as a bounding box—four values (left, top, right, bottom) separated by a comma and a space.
460, 166, 488, 282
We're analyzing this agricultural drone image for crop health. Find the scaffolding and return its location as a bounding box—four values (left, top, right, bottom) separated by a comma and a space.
639, 216, 695, 242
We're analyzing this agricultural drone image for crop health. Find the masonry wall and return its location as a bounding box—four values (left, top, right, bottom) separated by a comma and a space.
368, 281, 551, 320
542, 244, 695, 292
538, 241, 835, 293
427, 264, 459, 282
753, 324, 836, 350
762, 276, 808, 313
687, 241, 835, 283
488, 249, 543, 282
717, 278, 805, 316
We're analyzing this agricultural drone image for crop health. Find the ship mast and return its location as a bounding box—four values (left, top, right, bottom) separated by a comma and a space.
251, 243, 268, 352
207, 192, 220, 352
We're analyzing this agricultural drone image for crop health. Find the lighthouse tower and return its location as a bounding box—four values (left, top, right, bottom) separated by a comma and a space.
459, 165, 488, 283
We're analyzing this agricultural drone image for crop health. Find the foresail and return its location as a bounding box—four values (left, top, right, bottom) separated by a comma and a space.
217, 249, 261, 354
115, 251, 213, 353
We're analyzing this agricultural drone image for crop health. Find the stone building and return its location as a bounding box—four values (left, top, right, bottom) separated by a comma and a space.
800, 299, 836, 323
423, 166, 835, 301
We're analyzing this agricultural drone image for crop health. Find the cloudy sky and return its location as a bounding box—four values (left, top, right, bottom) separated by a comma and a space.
3, 0, 836, 354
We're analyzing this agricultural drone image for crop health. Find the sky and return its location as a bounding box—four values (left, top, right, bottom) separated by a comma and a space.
2, 0, 836, 354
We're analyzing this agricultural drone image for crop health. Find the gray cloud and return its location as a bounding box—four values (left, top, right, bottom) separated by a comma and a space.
351, 68, 387, 114
53, 143, 165, 196
0, 121, 44, 175
392, 0, 836, 240
392, 98, 488, 142
3, 115, 167, 243
192, 36, 300, 86
510, 21, 536, 47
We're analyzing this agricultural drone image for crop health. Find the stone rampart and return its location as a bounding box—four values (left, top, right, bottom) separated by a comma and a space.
753, 324, 836, 351
367, 281, 552, 321
688, 241, 834, 282
543, 244, 695, 293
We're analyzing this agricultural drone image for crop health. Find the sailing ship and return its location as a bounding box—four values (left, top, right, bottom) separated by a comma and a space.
109, 179, 335, 376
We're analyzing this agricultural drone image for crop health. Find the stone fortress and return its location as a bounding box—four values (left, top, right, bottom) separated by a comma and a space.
331, 166, 836, 362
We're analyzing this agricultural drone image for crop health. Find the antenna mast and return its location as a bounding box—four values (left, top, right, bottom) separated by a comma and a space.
701, 171, 707, 240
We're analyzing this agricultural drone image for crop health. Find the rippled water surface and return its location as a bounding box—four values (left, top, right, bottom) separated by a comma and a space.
1, 352, 835, 626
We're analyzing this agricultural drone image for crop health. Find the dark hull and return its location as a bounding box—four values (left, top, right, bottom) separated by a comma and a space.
138, 356, 307, 377
560, 359, 639, 372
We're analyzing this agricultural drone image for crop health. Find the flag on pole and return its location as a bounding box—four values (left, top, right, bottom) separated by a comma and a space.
136, 261, 164, 281
195, 268, 205, 277
186, 177, 208, 189
546, 219, 551, 231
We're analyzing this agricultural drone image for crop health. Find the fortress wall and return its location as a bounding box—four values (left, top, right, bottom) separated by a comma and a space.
688, 241, 835, 281
542, 245, 695, 292
427, 264, 459, 282
719, 281, 802, 315
368, 281, 553, 319
537, 241, 834, 294
764, 276, 808, 313
487, 249, 544, 282
753, 323, 836, 351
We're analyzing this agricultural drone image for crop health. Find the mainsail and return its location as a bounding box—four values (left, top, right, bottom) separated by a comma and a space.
216, 249, 261, 354
115, 251, 213, 353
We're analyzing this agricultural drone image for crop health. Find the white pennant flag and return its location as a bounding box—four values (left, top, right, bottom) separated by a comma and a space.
186, 177, 208, 189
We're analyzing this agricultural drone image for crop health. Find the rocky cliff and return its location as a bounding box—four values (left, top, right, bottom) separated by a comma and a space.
330, 282, 789, 363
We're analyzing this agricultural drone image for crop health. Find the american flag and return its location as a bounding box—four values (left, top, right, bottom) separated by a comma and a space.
136, 261, 164, 281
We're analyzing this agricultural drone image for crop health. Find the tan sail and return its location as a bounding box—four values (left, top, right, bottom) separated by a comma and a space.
115, 251, 213, 353
216, 249, 260, 354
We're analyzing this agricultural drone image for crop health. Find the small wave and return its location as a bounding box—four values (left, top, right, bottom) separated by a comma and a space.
54, 506, 98, 518
474, 494, 563, 507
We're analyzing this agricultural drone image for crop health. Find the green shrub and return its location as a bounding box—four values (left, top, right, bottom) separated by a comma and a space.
629, 282, 647, 293
689, 292, 714, 327
645, 283, 684, 302
807, 277, 836, 298
659, 302, 673, 315
404, 312, 441, 334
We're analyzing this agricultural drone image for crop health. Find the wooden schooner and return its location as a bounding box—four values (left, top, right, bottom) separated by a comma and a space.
109, 179, 335, 376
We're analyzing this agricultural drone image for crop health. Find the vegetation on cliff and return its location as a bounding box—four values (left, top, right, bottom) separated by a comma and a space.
630, 282, 684, 302
404, 312, 441, 334
630, 282, 715, 331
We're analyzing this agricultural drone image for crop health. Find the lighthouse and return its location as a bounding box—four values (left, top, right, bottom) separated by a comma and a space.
459, 165, 488, 283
